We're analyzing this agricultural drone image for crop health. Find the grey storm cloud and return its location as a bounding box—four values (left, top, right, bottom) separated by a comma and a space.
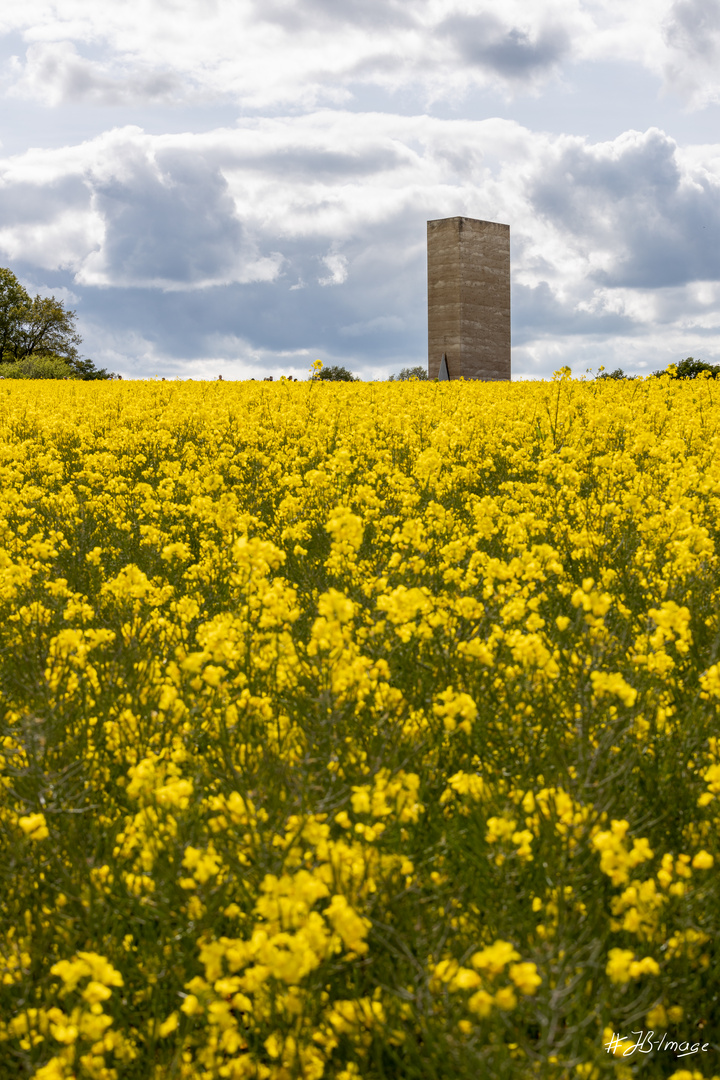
115, 241, 419, 358
43, 213, 427, 377
255, 0, 416, 32
438, 14, 570, 78
530, 128, 720, 287
231, 145, 410, 180
662, 0, 720, 104
79, 182, 428, 373
512, 282, 636, 343
0, 175, 88, 226
665, 0, 720, 60
93, 149, 247, 286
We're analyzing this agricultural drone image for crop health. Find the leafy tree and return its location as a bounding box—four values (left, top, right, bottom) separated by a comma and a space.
389, 366, 428, 381
0, 268, 31, 362
68, 356, 115, 381
669, 357, 720, 379
0, 267, 113, 379
596, 367, 636, 380
316, 365, 359, 382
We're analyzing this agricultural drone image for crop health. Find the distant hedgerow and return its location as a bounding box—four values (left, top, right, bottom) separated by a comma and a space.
389, 366, 428, 381
0, 355, 76, 380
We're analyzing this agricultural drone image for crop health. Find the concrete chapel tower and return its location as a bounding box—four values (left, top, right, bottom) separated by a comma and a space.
427, 216, 511, 380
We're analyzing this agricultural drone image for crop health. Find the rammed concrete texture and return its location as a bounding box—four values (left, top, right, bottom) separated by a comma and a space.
427, 217, 511, 381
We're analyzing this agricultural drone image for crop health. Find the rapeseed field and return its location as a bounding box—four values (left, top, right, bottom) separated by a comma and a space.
0, 372, 718, 1080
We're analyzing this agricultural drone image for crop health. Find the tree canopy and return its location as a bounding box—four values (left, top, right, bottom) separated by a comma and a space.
315, 364, 359, 382
0, 267, 113, 379
596, 367, 636, 381
389, 366, 428, 381
668, 357, 720, 379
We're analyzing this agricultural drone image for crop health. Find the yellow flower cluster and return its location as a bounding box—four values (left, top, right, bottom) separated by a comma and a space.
9, 952, 134, 1080
0, 373, 719, 1078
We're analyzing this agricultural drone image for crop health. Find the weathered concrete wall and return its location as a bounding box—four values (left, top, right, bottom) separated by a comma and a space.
427, 217, 511, 381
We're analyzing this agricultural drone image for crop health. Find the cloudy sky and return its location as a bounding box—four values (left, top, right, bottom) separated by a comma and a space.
1, 0, 720, 379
